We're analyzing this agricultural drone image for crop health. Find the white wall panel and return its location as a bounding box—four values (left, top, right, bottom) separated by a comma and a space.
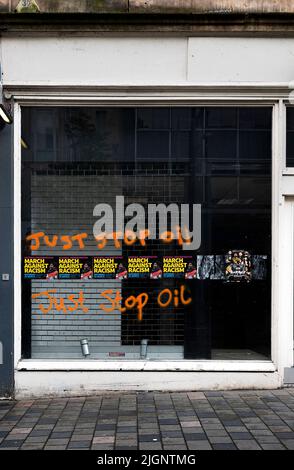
1, 37, 187, 86
188, 38, 294, 84
15, 371, 281, 398
2, 36, 294, 86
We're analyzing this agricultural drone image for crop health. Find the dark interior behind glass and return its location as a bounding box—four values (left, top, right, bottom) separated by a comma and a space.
21, 107, 272, 360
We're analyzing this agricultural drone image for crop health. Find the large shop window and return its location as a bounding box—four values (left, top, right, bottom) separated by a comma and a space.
21, 107, 272, 361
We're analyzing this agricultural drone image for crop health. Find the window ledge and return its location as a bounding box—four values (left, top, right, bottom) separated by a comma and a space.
16, 359, 276, 373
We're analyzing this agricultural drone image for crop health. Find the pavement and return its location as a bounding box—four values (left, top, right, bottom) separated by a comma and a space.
0, 389, 294, 450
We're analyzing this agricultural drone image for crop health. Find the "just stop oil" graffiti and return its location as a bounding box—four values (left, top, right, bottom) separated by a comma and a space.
25, 227, 192, 251
32, 285, 192, 321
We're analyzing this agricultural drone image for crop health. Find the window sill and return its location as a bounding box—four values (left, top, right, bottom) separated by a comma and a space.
16, 359, 276, 373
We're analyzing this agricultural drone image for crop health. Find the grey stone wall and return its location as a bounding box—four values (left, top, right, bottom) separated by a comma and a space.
1, 0, 294, 15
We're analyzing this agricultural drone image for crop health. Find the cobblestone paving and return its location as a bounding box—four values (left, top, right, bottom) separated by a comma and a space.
0, 390, 294, 450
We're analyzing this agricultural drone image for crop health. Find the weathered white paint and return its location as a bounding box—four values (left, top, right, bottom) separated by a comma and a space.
187, 38, 294, 83
2, 34, 294, 394
11, 92, 290, 394
15, 371, 282, 399
281, 176, 294, 195
277, 196, 294, 369
17, 359, 276, 372
2, 37, 294, 86
271, 101, 283, 370
1, 37, 187, 86
13, 102, 21, 370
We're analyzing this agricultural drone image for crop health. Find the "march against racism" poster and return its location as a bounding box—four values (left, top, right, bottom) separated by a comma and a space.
163, 256, 197, 279
23, 254, 267, 281
58, 257, 93, 280
23, 256, 59, 280
128, 256, 162, 279
93, 256, 128, 279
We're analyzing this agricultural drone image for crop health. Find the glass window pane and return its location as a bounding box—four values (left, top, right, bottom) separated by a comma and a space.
137, 131, 169, 159
206, 108, 237, 128
239, 108, 272, 129
137, 108, 169, 129
205, 130, 237, 159
239, 131, 271, 160
286, 107, 294, 167
21, 106, 272, 361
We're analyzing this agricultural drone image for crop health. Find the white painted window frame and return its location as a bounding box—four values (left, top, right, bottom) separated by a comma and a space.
12, 88, 292, 375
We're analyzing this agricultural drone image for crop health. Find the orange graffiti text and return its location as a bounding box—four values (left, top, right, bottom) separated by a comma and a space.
32, 285, 192, 321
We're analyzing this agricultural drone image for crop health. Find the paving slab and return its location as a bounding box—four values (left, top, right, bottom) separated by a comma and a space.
0, 390, 293, 450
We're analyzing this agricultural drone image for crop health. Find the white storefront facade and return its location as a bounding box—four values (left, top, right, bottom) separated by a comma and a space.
0, 4, 294, 397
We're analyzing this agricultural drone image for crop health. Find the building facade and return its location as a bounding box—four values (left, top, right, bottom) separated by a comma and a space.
0, 0, 294, 397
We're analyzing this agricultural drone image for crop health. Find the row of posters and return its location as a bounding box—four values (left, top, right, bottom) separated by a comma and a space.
23, 251, 268, 282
